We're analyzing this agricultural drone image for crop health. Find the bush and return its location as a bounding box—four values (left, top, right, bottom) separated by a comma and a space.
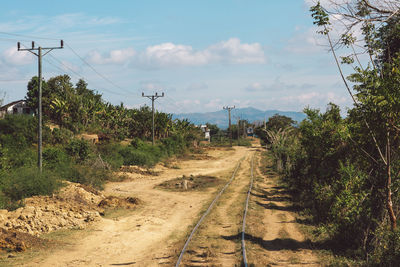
66, 164, 112, 190
65, 138, 90, 162
96, 142, 124, 170
43, 146, 68, 167
370, 227, 400, 266
0, 115, 37, 149
119, 146, 157, 166
49, 127, 73, 144
0, 166, 61, 209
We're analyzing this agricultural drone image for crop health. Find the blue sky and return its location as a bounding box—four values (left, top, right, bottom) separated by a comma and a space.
0, 0, 353, 114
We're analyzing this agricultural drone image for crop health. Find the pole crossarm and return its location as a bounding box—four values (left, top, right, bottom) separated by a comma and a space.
142, 92, 164, 145
17, 40, 63, 173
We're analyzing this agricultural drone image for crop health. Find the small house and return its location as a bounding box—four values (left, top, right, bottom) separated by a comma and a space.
0, 100, 34, 118
200, 124, 211, 142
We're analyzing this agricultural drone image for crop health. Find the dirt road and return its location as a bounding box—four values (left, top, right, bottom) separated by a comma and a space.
29, 146, 249, 266
8, 144, 319, 266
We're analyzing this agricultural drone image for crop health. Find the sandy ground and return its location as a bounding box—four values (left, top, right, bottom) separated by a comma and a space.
27, 146, 249, 267
245, 153, 321, 266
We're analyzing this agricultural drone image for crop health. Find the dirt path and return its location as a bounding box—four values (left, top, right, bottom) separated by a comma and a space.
245, 152, 320, 266
27, 146, 249, 266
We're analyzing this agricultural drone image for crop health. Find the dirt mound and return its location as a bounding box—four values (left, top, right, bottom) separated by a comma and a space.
98, 196, 139, 209
0, 182, 139, 241
0, 228, 49, 252
0, 183, 102, 238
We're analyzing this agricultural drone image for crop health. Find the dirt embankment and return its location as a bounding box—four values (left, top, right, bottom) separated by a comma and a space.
0, 181, 138, 253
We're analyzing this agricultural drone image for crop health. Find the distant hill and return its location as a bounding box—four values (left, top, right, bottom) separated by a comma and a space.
172, 107, 306, 128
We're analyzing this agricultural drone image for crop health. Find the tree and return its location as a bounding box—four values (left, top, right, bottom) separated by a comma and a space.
265, 114, 295, 132
311, 0, 400, 230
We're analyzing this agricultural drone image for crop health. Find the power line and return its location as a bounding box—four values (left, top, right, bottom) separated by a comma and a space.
0, 31, 58, 41
44, 55, 127, 97
63, 42, 134, 96
1, 31, 136, 97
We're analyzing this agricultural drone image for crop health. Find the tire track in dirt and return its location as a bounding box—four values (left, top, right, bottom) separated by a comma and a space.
245, 152, 320, 266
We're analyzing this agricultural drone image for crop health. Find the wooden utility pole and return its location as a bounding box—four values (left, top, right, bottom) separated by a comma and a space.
142, 92, 164, 145
17, 40, 63, 173
223, 106, 235, 147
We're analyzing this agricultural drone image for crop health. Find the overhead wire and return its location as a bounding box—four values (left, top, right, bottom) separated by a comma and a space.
63, 41, 135, 96
0, 31, 59, 41
0, 31, 182, 114
44, 54, 127, 97
0, 31, 134, 96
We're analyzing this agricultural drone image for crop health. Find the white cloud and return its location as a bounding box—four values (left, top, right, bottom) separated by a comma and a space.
139, 43, 210, 67
244, 78, 316, 92
282, 91, 348, 106
2, 46, 35, 66
127, 38, 265, 68
285, 27, 327, 54
207, 38, 265, 64
87, 48, 135, 65
204, 98, 223, 110
60, 60, 81, 73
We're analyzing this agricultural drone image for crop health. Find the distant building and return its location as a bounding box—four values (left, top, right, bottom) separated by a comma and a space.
0, 100, 34, 118
200, 124, 211, 142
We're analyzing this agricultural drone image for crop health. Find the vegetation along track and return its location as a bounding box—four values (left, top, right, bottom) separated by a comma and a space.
176, 150, 256, 266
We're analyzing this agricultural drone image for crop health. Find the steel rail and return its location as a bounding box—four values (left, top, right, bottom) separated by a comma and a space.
241, 153, 255, 267
175, 158, 243, 266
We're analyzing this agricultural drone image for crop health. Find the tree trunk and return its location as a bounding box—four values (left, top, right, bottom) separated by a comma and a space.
386, 134, 396, 230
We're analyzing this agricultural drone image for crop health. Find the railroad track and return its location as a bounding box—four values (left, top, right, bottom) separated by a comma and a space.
175, 152, 255, 266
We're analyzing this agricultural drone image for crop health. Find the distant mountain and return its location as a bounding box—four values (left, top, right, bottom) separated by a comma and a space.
172, 107, 306, 129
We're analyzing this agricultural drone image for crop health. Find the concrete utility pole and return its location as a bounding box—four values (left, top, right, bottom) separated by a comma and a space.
223, 106, 235, 147
18, 40, 63, 173
142, 92, 164, 145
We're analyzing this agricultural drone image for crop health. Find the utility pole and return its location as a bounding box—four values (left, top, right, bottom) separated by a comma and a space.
18, 40, 63, 173
236, 117, 240, 146
142, 92, 164, 145
223, 106, 235, 147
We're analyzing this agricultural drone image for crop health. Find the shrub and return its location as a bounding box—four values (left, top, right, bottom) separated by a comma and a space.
0, 115, 37, 148
49, 127, 73, 144
43, 146, 68, 168
96, 142, 124, 170
0, 166, 61, 208
119, 146, 156, 166
65, 138, 90, 162
66, 164, 112, 190
371, 227, 400, 266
